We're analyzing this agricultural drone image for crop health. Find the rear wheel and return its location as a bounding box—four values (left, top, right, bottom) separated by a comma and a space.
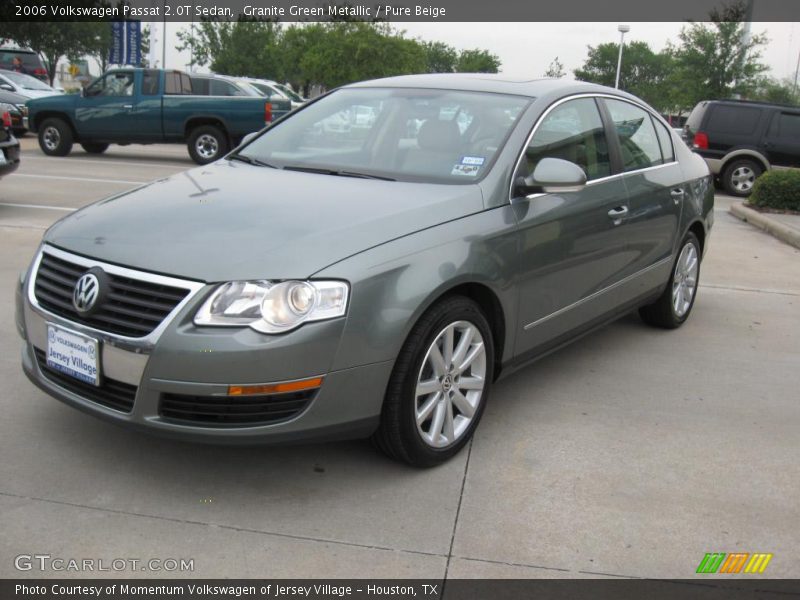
722, 158, 762, 197
187, 125, 228, 165
38, 118, 73, 157
80, 142, 109, 154
373, 296, 494, 467
639, 231, 701, 329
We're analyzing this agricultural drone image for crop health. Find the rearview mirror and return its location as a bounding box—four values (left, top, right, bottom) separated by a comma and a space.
515, 157, 587, 196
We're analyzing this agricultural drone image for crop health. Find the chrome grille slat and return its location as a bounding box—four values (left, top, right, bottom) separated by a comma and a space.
33, 251, 192, 338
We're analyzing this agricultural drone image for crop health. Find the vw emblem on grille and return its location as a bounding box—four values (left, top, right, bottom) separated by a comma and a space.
73, 273, 101, 313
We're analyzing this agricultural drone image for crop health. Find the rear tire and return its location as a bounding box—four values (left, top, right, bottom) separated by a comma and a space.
373, 296, 494, 467
722, 158, 762, 197
38, 118, 73, 157
80, 142, 109, 154
639, 231, 701, 329
187, 125, 228, 165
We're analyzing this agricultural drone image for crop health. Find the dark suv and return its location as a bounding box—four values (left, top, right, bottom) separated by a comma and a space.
0, 48, 48, 82
684, 99, 800, 196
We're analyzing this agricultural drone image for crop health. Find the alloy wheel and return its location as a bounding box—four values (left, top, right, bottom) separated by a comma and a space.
730, 166, 755, 193
195, 134, 219, 160
672, 242, 698, 318
42, 126, 60, 151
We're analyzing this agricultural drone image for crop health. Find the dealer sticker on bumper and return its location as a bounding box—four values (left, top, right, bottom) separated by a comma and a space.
46, 324, 100, 386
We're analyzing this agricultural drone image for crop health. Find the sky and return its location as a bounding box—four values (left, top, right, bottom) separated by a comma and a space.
152, 21, 800, 84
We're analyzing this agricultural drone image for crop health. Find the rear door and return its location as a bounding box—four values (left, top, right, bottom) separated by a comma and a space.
600, 98, 683, 274
764, 110, 800, 168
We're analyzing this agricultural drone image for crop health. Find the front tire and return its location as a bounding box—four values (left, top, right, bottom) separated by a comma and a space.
373, 296, 494, 467
722, 158, 762, 197
187, 125, 228, 165
81, 142, 109, 154
38, 118, 73, 157
639, 231, 701, 329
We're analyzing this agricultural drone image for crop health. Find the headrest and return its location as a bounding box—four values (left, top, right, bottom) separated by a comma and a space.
417, 119, 461, 152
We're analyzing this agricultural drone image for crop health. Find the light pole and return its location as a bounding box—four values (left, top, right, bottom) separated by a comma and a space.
615, 24, 630, 90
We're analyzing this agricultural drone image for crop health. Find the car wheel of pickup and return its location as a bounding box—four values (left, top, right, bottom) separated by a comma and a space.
639, 231, 701, 329
373, 296, 494, 467
188, 125, 228, 165
81, 143, 109, 154
38, 118, 73, 157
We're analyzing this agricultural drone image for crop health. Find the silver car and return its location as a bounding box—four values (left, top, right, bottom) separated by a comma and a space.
17, 75, 713, 466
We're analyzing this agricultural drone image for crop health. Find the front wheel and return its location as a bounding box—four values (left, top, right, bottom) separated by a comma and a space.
187, 125, 228, 165
639, 231, 701, 329
38, 118, 73, 157
373, 296, 494, 467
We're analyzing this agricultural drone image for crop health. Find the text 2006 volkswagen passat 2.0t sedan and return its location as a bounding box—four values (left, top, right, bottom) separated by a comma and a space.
17, 75, 713, 467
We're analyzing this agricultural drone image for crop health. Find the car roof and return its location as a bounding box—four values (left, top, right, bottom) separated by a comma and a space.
703, 98, 799, 111
0, 48, 38, 54
346, 73, 624, 99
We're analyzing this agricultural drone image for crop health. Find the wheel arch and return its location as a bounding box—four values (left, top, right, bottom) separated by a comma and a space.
720, 149, 770, 175
32, 111, 78, 139
184, 116, 230, 140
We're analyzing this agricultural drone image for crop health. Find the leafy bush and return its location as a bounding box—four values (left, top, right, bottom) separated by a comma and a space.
749, 169, 800, 211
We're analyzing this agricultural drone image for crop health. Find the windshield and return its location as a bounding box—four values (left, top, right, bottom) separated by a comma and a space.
1, 70, 51, 90
239, 87, 530, 184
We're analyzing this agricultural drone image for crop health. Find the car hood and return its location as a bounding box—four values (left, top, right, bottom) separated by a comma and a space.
44, 160, 484, 282
16, 89, 61, 100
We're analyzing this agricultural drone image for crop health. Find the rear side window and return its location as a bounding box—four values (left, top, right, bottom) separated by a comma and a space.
769, 112, 800, 139
652, 117, 675, 162
165, 72, 192, 95
191, 78, 209, 95
605, 98, 663, 171
522, 97, 611, 181
706, 105, 761, 135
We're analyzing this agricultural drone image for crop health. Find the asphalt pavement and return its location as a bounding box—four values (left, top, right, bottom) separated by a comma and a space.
1, 136, 798, 579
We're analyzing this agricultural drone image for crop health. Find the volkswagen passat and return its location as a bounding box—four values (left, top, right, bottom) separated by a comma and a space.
17, 75, 713, 467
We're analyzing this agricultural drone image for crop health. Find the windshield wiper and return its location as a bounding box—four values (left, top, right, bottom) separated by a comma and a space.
283, 165, 395, 181
227, 154, 277, 168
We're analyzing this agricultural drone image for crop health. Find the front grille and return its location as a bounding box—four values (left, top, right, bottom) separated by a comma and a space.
34, 348, 137, 413
34, 252, 191, 338
159, 390, 315, 427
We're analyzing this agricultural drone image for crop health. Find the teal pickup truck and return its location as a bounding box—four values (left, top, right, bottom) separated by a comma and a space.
26, 68, 290, 164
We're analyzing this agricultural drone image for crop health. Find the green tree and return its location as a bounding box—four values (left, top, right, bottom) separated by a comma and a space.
668, 0, 768, 109
751, 77, 799, 105
455, 49, 500, 73
544, 56, 565, 78
423, 41, 458, 73
574, 41, 674, 111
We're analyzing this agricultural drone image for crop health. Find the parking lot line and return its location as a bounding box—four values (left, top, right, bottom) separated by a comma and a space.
0, 202, 76, 212
13, 173, 148, 185
22, 155, 189, 170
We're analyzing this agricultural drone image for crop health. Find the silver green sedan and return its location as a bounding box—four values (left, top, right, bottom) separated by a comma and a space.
17, 75, 713, 467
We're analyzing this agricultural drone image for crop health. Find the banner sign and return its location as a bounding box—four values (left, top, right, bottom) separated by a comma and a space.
108, 20, 141, 66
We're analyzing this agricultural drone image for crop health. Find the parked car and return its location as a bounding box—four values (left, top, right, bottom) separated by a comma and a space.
0, 48, 49, 81
26, 68, 289, 164
0, 69, 62, 100
0, 103, 21, 178
189, 74, 262, 98
17, 75, 713, 466
685, 99, 800, 196
0, 88, 28, 136
240, 77, 307, 110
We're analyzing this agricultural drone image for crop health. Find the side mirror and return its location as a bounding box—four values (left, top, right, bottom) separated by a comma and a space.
0, 83, 14, 92
515, 157, 587, 196
241, 131, 259, 146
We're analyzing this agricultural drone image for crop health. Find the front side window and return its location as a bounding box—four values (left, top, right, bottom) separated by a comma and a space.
605, 98, 663, 171
239, 88, 530, 184
85, 72, 134, 97
521, 97, 611, 182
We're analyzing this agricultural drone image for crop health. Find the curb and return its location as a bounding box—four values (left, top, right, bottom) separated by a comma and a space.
729, 203, 800, 251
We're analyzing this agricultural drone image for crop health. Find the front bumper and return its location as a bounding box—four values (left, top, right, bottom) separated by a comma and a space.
17, 249, 389, 444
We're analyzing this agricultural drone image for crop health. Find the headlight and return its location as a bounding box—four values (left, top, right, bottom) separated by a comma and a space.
194, 280, 349, 334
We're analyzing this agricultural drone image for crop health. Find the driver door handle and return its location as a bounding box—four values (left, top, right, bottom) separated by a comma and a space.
607, 205, 628, 225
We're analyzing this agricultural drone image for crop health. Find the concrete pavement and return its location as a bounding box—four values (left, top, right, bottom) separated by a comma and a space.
0, 137, 798, 579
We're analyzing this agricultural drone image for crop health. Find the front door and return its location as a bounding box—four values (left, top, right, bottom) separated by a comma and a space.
75, 71, 136, 139
512, 97, 633, 357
